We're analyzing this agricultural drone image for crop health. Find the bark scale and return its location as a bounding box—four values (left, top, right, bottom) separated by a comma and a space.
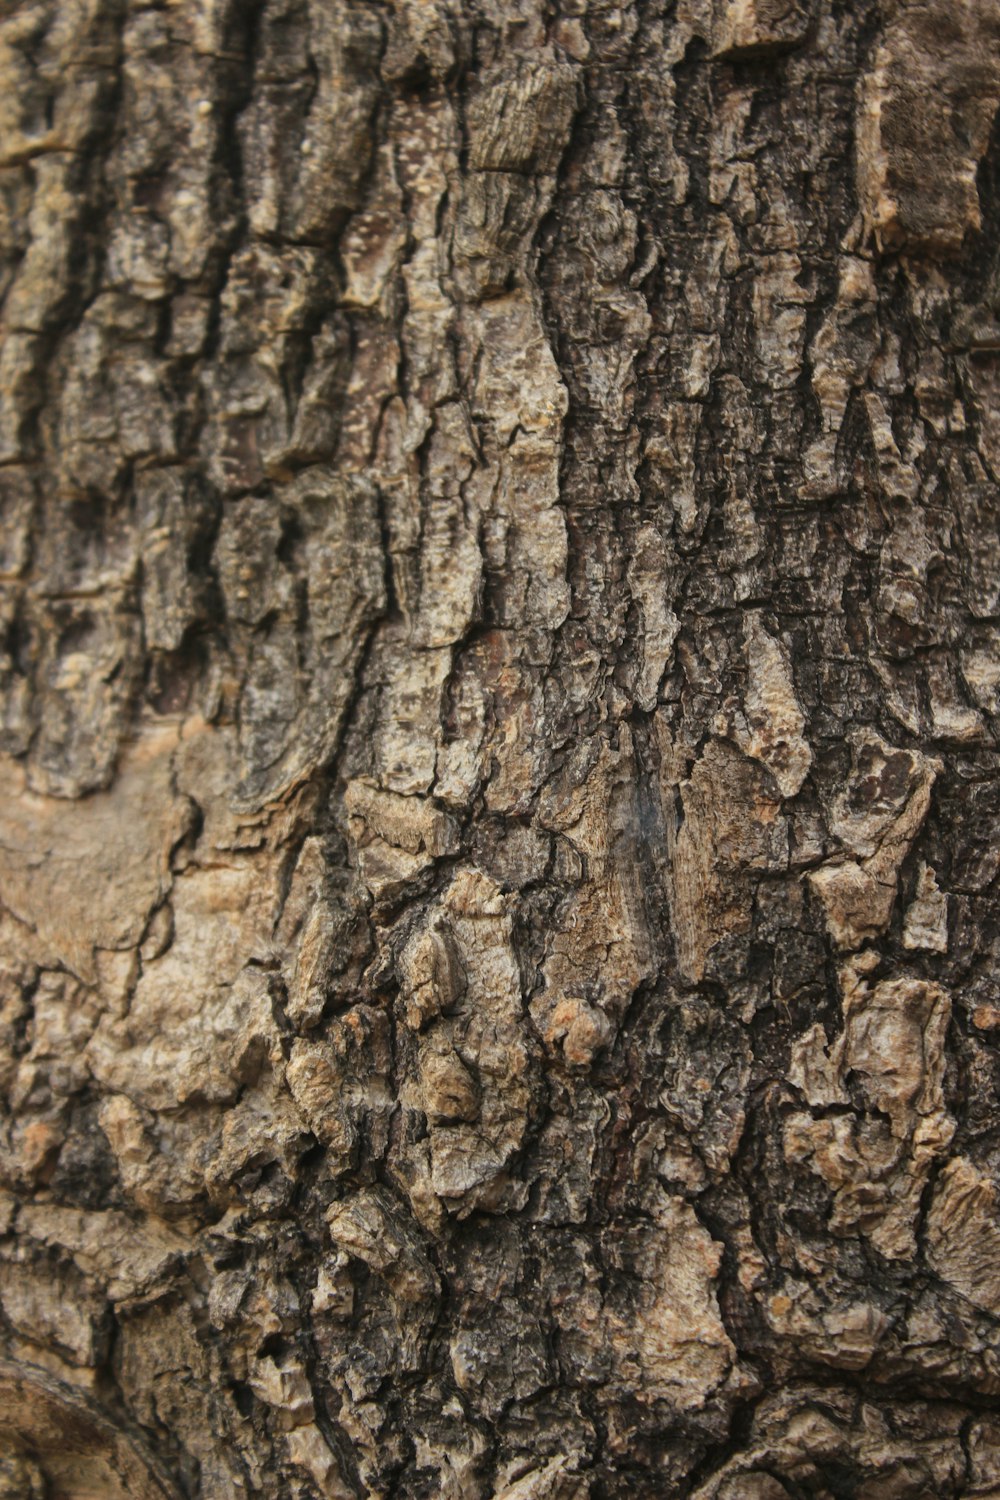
2, 0, 1000, 1496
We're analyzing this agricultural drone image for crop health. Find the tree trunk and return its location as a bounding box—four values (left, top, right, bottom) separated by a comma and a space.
3, 0, 1000, 1495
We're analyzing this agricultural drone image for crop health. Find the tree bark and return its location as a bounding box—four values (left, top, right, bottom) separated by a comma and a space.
2, 0, 1000, 1495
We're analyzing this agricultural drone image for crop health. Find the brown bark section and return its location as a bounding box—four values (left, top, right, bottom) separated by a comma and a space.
2, 1, 1000, 1495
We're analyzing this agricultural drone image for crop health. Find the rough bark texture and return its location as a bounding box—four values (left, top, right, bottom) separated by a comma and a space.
2, 1, 1000, 1496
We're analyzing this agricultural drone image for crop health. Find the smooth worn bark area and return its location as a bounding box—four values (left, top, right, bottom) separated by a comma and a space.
2, 0, 1000, 1496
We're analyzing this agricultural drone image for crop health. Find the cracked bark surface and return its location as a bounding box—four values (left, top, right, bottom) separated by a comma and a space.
2, 0, 1000, 1495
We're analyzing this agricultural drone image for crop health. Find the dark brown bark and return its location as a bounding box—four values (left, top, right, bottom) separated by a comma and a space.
2, 1, 1000, 1495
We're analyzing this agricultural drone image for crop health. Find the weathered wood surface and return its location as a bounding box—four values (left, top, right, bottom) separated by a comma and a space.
2, 0, 1000, 1495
